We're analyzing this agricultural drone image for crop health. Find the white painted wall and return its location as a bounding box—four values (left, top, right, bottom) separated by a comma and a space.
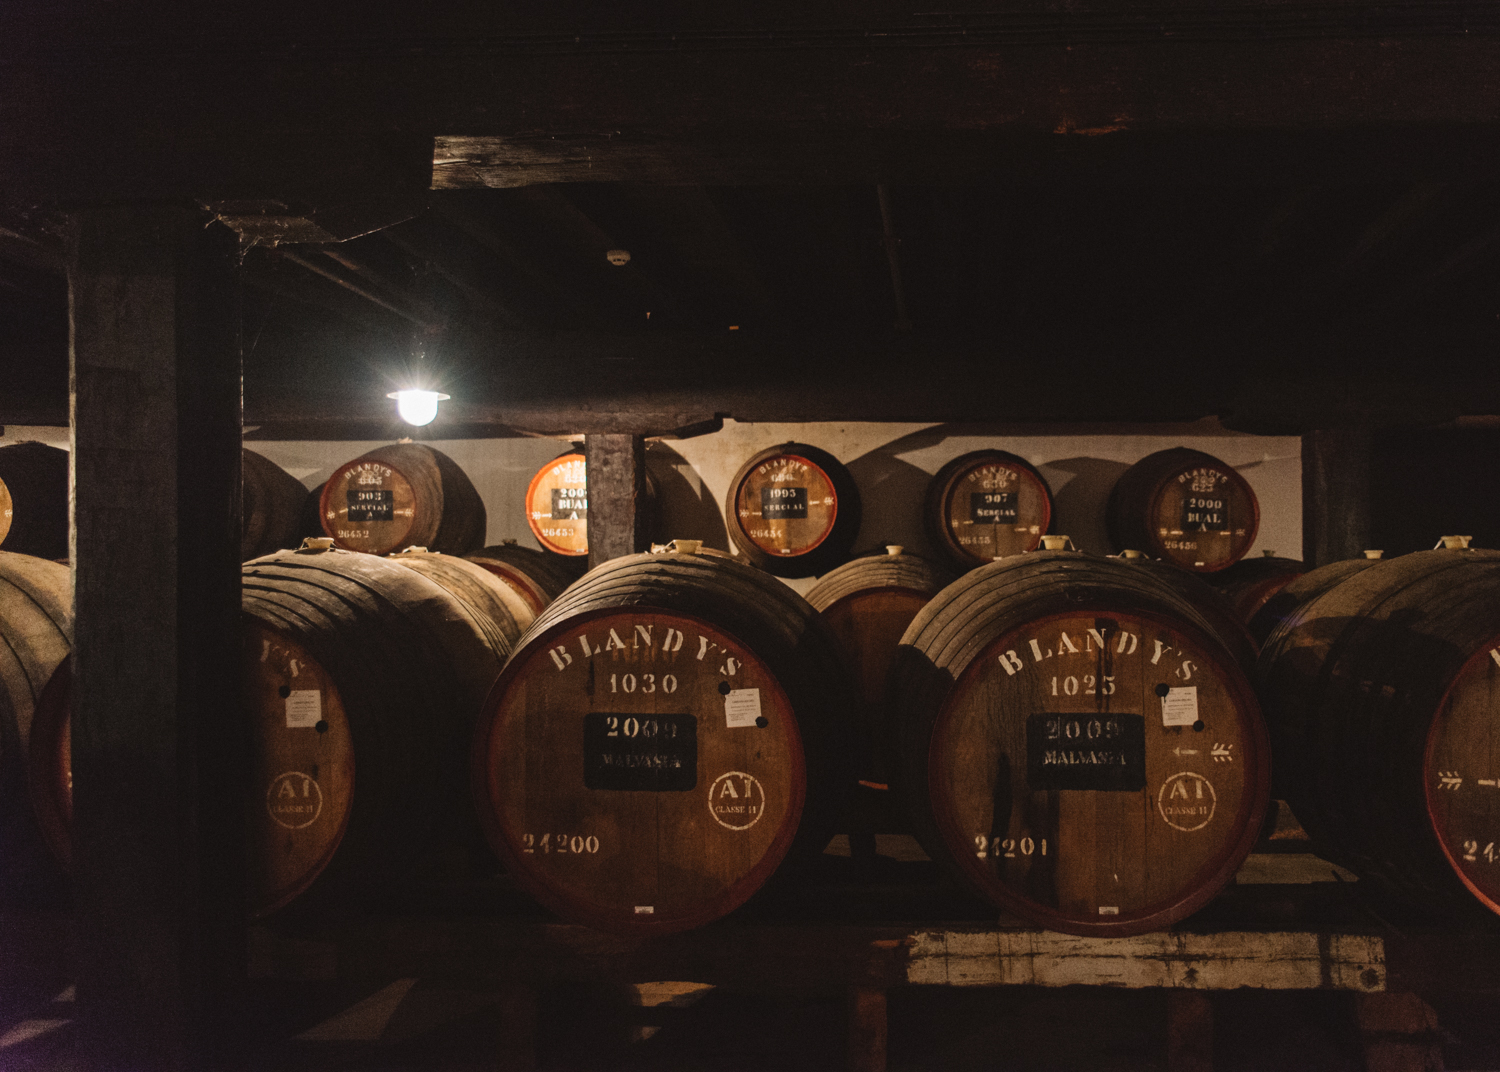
3, 420, 1302, 593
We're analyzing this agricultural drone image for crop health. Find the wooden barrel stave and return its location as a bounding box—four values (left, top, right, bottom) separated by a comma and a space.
892, 550, 1269, 936
474, 550, 854, 933
1257, 549, 1500, 916
1208, 554, 1306, 624
467, 541, 582, 616
1114, 553, 1260, 671
390, 548, 535, 650
1248, 555, 1381, 649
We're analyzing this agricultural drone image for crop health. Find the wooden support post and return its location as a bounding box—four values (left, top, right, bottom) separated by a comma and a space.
585, 433, 649, 571
495, 983, 538, 1072
1166, 990, 1214, 1072
69, 205, 246, 1071
848, 985, 887, 1072
1355, 992, 1445, 1072
1302, 427, 1372, 567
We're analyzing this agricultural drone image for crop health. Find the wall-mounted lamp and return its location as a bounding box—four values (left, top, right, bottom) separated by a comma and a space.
387, 389, 450, 427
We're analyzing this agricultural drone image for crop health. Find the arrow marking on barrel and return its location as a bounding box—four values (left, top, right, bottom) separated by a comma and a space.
1212, 744, 1233, 763
1439, 772, 1463, 790
1479, 779, 1497, 788
1172, 747, 1199, 757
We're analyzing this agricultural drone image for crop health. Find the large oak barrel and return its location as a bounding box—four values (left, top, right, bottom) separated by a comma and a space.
1106, 448, 1259, 573
0, 442, 68, 561
523, 451, 660, 561
890, 548, 1269, 936
1246, 551, 1383, 648
389, 547, 535, 649
724, 443, 861, 578
0, 552, 71, 897
924, 450, 1053, 570
467, 541, 582, 616
805, 546, 953, 789
1256, 544, 1500, 917
1208, 552, 1306, 624
242, 449, 310, 561
319, 443, 486, 556
472, 548, 854, 934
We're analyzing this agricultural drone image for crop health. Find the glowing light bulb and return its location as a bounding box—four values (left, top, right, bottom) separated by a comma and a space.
387, 389, 449, 427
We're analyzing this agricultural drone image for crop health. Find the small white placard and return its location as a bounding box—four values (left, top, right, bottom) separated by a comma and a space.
634, 905, 654, 915
1161, 686, 1199, 727
724, 688, 762, 728
285, 690, 322, 729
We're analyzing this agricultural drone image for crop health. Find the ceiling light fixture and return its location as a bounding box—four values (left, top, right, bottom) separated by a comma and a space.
387, 388, 450, 427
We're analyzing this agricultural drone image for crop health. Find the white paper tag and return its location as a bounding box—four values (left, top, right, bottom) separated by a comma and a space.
1161, 686, 1199, 727
724, 688, 761, 728
285, 690, 322, 729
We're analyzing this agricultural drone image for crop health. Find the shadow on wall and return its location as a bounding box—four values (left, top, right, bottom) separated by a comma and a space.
647, 443, 731, 551
1044, 457, 1131, 556
844, 445, 941, 560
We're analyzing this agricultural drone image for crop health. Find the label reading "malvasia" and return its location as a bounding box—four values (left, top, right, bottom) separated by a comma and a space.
1026, 712, 1147, 791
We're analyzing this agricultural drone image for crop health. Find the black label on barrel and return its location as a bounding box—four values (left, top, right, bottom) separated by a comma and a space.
551, 487, 588, 520
760, 486, 808, 519
1181, 496, 1228, 532
584, 713, 697, 791
346, 489, 393, 521
1026, 713, 1146, 791
970, 491, 1018, 524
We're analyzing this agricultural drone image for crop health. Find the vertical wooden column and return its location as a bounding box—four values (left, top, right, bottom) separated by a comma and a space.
1302, 426, 1372, 567
585, 433, 649, 571
1166, 991, 1214, 1072
69, 205, 246, 1070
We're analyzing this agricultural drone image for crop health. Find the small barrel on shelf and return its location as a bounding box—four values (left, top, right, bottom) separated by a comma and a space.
923, 450, 1053, 570
389, 547, 535, 649
1207, 552, 1306, 625
523, 450, 661, 563
1106, 447, 1259, 573
0, 442, 68, 561
242, 449, 310, 561
0, 552, 71, 897
472, 548, 855, 934
1256, 540, 1500, 918
467, 540, 583, 616
319, 443, 486, 556
1246, 550, 1383, 648
724, 443, 861, 578
805, 546, 954, 789
889, 545, 1269, 936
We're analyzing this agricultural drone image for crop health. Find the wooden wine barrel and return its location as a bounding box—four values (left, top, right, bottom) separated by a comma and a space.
389, 547, 535, 649
890, 548, 1269, 936
1246, 551, 1383, 648
0, 442, 68, 561
467, 541, 584, 616
242, 449, 309, 561
1106, 448, 1259, 573
525, 451, 590, 557
1114, 550, 1259, 671
924, 450, 1053, 569
319, 443, 486, 556
724, 443, 862, 578
239, 545, 510, 916
1256, 546, 1500, 917
473, 548, 855, 934
0, 552, 71, 895
1207, 552, 1306, 625
805, 546, 954, 788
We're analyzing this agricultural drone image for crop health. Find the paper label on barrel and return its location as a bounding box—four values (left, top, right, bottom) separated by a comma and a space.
284, 690, 322, 729
1026, 712, 1147, 791
970, 491, 1018, 524
1161, 687, 1199, 727
759, 486, 807, 520
582, 712, 697, 791
724, 689, 762, 728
